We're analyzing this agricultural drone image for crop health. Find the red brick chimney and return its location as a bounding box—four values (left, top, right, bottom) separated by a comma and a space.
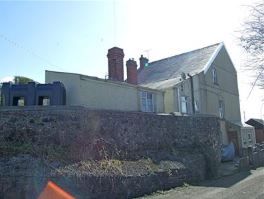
139, 55, 149, 70
107, 47, 125, 81
126, 59, 138, 85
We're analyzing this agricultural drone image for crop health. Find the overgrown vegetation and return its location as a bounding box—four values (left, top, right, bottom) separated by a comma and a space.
14, 76, 35, 84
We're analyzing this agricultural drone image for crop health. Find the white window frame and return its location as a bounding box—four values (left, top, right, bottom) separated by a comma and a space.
140, 91, 154, 112
212, 67, 218, 84
43, 97, 50, 106
219, 100, 224, 119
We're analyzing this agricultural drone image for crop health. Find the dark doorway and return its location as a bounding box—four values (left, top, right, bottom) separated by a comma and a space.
13, 96, 25, 106
228, 131, 240, 156
38, 96, 50, 106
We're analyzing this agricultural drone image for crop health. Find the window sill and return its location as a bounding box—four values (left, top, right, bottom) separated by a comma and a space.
213, 82, 219, 86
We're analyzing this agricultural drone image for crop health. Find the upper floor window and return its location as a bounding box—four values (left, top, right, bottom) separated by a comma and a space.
212, 67, 218, 84
140, 91, 154, 112
219, 100, 224, 119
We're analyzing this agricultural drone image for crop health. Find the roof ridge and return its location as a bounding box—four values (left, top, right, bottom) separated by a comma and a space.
250, 118, 264, 122
149, 42, 221, 65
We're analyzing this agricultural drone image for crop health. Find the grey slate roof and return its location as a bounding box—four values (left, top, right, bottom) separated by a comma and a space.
138, 43, 221, 89
246, 118, 264, 129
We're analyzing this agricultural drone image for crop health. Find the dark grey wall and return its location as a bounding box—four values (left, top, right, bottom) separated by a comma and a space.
1, 82, 66, 106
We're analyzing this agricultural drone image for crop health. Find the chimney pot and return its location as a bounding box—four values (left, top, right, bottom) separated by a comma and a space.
139, 55, 149, 70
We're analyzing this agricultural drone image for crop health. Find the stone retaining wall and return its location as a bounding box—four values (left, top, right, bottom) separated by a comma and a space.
0, 106, 221, 198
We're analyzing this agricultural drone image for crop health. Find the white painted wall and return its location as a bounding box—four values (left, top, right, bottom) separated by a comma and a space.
45, 70, 164, 112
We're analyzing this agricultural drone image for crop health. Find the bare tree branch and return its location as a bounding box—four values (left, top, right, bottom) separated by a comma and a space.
240, 2, 264, 89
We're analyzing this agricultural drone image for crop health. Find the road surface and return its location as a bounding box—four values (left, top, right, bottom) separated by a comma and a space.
139, 167, 264, 199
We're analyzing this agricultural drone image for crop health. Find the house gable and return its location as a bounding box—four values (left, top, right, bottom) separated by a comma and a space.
202, 44, 241, 122
204, 44, 237, 76
204, 45, 239, 95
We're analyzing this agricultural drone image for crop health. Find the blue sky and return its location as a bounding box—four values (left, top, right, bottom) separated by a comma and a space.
0, 1, 118, 81
0, 0, 248, 82
0, 0, 263, 119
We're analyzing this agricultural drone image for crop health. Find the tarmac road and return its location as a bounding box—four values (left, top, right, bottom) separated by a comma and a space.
139, 167, 264, 199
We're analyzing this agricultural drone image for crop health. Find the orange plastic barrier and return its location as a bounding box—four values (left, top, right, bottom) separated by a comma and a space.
38, 181, 75, 199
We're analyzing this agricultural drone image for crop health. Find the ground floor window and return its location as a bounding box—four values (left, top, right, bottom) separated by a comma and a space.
219, 100, 225, 119
0, 94, 4, 106
180, 96, 189, 114
195, 100, 199, 113
248, 133, 252, 143
140, 91, 154, 112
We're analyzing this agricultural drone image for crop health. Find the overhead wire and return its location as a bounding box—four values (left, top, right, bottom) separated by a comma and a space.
0, 33, 64, 71
112, 0, 116, 45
